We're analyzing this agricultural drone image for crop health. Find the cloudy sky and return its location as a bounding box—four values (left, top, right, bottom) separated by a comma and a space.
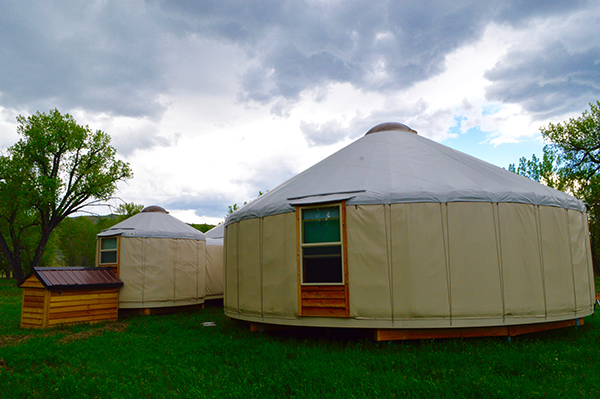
1, 0, 599, 225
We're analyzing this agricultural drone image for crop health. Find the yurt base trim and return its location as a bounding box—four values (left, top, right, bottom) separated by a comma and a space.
374, 318, 584, 341
242, 318, 584, 341
225, 310, 593, 329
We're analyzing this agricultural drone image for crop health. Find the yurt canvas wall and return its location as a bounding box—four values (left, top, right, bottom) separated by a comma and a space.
205, 224, 224, 299
96, 207, 207, 309
223, 123, 595, 331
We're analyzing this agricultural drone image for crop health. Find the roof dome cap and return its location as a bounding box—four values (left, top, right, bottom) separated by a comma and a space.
141, 205, 169, 214
366, 122, 417, 135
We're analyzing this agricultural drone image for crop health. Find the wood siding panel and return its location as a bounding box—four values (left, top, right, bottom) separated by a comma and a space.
20, 275, 44, 288
20, 287, 46, 328
47, 289, 119, 326
21, 275, 121, 328
300, 286, 348, 317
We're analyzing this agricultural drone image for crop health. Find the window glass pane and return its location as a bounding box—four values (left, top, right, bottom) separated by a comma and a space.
302, 206, 340, 243
304, 246, 341, 257
100, 251, 117, 264
303, 220, 340, 243
303, 206, 339, 221
101, 237, 118, 250
303, 245, 343, 284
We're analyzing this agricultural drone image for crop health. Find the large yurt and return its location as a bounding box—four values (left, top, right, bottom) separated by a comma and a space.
224, 122, 596, 338
96, 206, 209, 310
204, 224, 225, 300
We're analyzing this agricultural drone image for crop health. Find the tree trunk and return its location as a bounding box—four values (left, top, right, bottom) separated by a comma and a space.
2, 263, 11, 279
0, 235, 25, 284
12, 264, 25, 285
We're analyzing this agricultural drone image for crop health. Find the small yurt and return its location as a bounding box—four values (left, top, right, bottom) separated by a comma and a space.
224, 122, 596, 339
96, 206, 208, 311
205, 224, 224, 300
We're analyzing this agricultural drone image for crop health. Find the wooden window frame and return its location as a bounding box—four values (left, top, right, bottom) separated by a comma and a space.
98, 236, 120, 275
297, 202, 350, 317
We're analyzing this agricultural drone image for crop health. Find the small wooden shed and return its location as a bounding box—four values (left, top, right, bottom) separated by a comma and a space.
19, 267, 123, 329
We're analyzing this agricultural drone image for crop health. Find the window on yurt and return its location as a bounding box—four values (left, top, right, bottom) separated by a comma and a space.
99, 237, 118, 265
300, 205, 343, 284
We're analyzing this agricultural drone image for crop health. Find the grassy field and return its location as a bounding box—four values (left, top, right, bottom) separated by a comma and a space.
1, 279, 600, 398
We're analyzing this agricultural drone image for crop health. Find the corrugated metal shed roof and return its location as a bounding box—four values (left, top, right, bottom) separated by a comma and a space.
21, 267, 123, 290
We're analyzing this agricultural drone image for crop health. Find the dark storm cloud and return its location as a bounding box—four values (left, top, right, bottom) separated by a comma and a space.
485, 43, 600, 119
0, 1, 167, 117
0, 0, 595, 121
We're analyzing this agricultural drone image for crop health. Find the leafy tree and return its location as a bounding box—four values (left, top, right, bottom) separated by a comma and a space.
511, 101, 600, 275
0, 109, 132, 283
508, 146, 566, 191
541, 101, 600, 183
115, 202, 144, 219
56, 216, 99, 267
227, 191, 266, 216
540, 101, 600, 275
189, 223, 216, 233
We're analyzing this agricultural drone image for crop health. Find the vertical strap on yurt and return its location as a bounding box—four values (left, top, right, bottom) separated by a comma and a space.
535, 205, 548, 319
384, 204, 394, 326
440, 202, 452, 326
565, 209, 578, 314
492, 203, 506, 323
259, 217, 264, 320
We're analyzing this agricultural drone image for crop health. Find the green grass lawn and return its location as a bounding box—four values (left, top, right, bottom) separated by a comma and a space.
1, 279, 600, 398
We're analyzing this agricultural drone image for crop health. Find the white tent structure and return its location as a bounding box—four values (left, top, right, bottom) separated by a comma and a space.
204, 224, 224, 300
224, 122, 595, 338
96, 206, 215, 310
205, 223, 224, 239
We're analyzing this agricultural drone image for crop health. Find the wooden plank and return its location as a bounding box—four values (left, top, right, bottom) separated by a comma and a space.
52, 288, 120, 297
50, 303, 119, 314
507, 319, 580, 336
20, 275, 44, 288
50, 296, 119, 305
50, 308, 118, 320
21, 281, 45, 288
23, 296, 45, 304
50, 292, 118, 302
301, 307, 348, 317
23, 300, 45, 309
300, 285, 349, 317
301, 298, 346, 308
24, 289, 45, 297
21, 323, 42, 329
21, 307, 44, 314
21, 319, 42, 325
21, 319, 42, 328
301, 291, 346, 299
301, 285, 345, 292
375, 319, 585, 341
50, 298, 118, 309
21, 312, 43, 320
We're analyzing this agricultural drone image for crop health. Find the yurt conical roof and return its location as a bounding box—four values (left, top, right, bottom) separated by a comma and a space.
98, 206, 205, 240
226, 122, 584, 225
205, 223, 224, 239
